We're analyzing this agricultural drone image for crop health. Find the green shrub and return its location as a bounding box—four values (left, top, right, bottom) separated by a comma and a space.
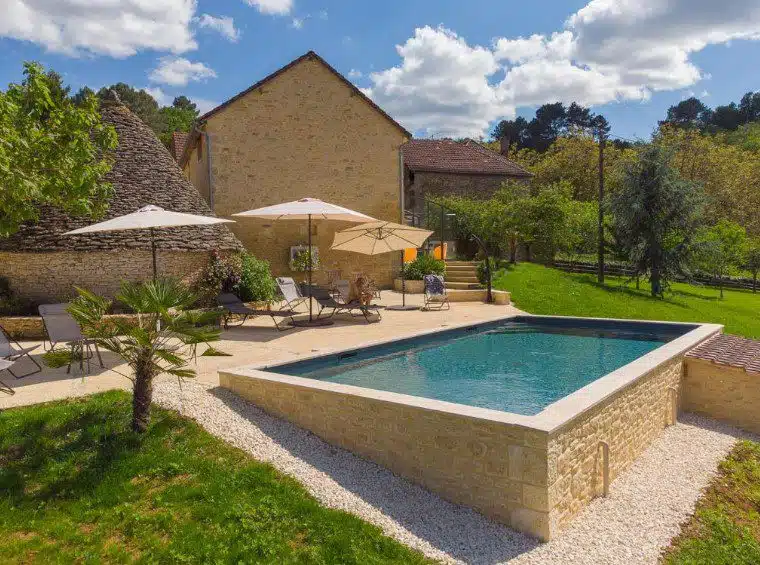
0, 276, 31, 315
402, 254, 445, 280
237, 253, 277, 303
194, 252, 242, 305
477, 257, 502, 284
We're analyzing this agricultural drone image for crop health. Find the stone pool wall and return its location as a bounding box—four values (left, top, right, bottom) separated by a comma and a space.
546, 357, 684, 533
219, 368, 556, 540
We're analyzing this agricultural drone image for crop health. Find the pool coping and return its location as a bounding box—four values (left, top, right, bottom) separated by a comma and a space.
221, 314, 723, 435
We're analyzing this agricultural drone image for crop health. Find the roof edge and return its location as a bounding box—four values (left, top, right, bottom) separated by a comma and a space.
196, 51, 411, 138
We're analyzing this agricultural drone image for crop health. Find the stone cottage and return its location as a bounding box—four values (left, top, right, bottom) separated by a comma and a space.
401, 139, 532, 219
179, 51, 411, 287
0, 94, 241, 303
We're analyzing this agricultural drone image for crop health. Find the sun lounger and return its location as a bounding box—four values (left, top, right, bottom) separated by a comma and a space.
0, 325, 41, 378
216, 293, 298, 331
38, 303, 104, 373
423, 274, 450, 311
276, 277, 309, 311
310, 284, 381, 323
0, 359, 15, 395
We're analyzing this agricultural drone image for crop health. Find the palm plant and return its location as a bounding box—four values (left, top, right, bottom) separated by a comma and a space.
67, 278, 223, 432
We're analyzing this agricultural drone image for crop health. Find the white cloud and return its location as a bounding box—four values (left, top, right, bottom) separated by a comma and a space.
318, 10, 328, 20
291, 17, 305, 29
197, 14, 240, 42
348, 69, 363, 79
149, 57, 217, 86
367, 1, 760, 137
244, 0, 292, 16
0, 0, 197, 57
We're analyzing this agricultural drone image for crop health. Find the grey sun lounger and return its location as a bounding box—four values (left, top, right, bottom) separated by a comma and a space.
276, 277, 309, 311
310, 284, 381, 323
0, 359, 15, 395
0, 325, 42, 379
38, 303, 104, 373
423, 274, 450, 311
216, 293, 298, 331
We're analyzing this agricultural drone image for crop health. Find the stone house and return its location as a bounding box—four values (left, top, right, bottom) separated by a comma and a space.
401, 139, 532, 219
0, 95, 241, 304
179, 51, 411, 287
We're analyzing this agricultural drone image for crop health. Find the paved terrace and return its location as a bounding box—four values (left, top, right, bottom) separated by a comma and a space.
0, 291, 520, 409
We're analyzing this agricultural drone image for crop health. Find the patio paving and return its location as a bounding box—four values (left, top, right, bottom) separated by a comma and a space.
0, 291, 520, 409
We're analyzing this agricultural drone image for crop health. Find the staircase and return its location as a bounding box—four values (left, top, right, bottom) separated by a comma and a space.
445, 260, 481, 289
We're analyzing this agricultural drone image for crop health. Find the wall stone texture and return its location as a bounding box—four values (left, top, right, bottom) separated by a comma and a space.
683, 358, 760, 435
220, 370, 555, 540
184, 56, 408, 287
0, 250, 211, 304
405, 170, 510, 217
547, 357, 684, 533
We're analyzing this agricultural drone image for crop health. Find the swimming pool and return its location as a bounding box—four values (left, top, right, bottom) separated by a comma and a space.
220, 315, 720, 540
273, 318, 690, 415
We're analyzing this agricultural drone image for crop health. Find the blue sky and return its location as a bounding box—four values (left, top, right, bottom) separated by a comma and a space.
2, 0, 760, 141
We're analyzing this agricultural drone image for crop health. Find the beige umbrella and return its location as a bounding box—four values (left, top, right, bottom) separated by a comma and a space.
64, 205, 234, 279
233, 198, 375, 326
331, 221, 433, 310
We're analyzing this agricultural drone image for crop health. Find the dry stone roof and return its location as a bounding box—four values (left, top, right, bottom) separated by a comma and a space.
0, 99, 241, 253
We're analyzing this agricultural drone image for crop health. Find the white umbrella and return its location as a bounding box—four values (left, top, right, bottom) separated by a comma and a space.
233, 198, 375, 326
63, 205, 234, 279
331, 221, 433, 310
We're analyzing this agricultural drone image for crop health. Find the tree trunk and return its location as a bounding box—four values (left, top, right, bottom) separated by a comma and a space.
753, 272, 757, 293
509, 237, 517, 264
525, 243, 533, 262
132, 356, 155, 433
651, 265, 662, 297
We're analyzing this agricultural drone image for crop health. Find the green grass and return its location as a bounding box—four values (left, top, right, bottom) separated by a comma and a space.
662, 440, 760, 564
493, 263, 760, 338
0, 391, 430, 564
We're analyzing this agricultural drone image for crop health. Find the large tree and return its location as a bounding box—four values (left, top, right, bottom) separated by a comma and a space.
158, 96, 199, 146
609, 144, 703, 297
94, 83, 165, 133
0, 62, 117, 237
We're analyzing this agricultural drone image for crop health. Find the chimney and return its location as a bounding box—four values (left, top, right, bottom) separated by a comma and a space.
499, 136, 510, 158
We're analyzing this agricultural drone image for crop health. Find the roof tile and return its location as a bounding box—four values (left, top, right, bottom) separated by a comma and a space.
402, 139, 532, 177
686, 333, 760, 374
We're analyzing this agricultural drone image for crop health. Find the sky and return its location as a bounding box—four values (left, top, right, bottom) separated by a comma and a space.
2, 0, 760, 142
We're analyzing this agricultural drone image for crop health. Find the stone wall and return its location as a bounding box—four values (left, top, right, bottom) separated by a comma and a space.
187, 56, 408, 287
405, 170, 510, 217
683, 358, 760, 435
0, 250, 211, 303
220, 369, 554, 540
547, 357, 684, 533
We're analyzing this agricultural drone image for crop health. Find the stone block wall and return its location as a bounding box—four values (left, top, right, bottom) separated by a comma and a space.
405, 171, 510, 217
683, 358, 760, 435
185, 55, 407, 287
547, 357, 684, 532
220, 369, 555, 540
0, 250, 211, 303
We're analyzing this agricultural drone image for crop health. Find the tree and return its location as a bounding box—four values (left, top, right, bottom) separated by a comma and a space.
68, 279, 223, 432
158, 97, 199, 146
744, 238, 760, 293
609, 144, 703, 297
0, 62, 117, 237
171, 95, 197, 113
660, 97, 712, 129
694, 220, 747, 298
96, 83, 165, 133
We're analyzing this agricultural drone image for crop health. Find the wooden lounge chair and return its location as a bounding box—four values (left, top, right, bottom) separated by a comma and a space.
38, 303, 104, 373
423, 274, 450, 311
0, 325, 41, 379
276, 277, 309, 311
216, 293, 297, 331
311, 284, 381, 323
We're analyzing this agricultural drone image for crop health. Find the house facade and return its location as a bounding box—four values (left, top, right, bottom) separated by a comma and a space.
401, 139, 532, 219
0, 94, 241, 303
180, 51, 411, 287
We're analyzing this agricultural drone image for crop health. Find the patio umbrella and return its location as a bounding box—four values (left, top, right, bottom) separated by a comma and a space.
63, 205, 235, 279
331, 221, 433, 311
233, 198, 375, 326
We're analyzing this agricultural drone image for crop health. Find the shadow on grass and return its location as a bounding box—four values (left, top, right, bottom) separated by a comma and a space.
208, 386, 541, 565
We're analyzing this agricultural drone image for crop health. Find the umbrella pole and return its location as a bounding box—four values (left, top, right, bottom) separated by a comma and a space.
150, 227, 157, 280
308, 214, 313, 322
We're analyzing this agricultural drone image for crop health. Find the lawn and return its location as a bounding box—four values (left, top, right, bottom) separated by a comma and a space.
662, 440, 760, 564
0, 391, 430, 564
493, 263, 760, 338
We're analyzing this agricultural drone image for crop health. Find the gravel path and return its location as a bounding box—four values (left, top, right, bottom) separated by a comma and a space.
154, 380, 753, 564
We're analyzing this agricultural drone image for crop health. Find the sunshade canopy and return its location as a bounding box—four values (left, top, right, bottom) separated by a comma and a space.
331, 221, 433, 255
232, 198, 375, 223
63, 205, 234, 234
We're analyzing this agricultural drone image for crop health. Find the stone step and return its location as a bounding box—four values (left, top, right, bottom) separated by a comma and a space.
447, 276, 480, 284
445, 260, 479, 266
446, 281, 482, 290
446, 264, 478, 271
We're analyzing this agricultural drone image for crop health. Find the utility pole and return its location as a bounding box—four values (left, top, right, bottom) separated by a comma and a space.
597, 128, 606, 284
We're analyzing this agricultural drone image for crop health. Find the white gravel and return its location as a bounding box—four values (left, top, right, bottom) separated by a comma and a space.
154, 380, 754, 564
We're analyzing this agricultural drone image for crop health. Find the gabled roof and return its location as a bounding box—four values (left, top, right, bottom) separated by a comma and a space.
402, 139, 532, 177
169, 130, 189, 161
0, 98, 242, 253
179, 51, 410, 167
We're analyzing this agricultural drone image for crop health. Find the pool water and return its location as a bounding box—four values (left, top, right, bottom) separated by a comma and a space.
274, 319, 690, 416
